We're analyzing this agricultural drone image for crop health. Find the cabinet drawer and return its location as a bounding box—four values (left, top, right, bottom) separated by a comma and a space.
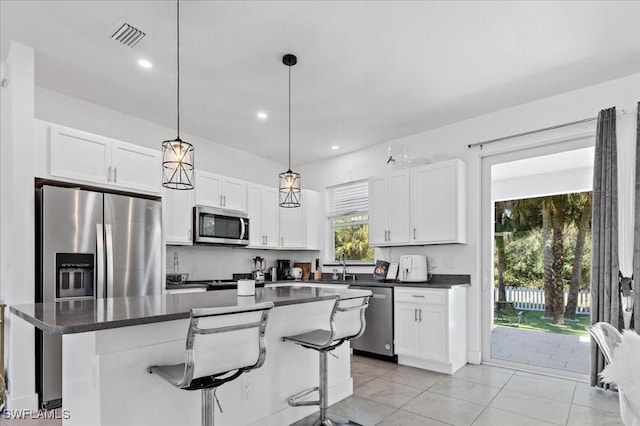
395, 288, 446, 305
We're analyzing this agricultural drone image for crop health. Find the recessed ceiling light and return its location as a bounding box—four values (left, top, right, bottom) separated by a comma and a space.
137, 59, 153, 69
257, 111, 268, 121
331, 145, 340, 150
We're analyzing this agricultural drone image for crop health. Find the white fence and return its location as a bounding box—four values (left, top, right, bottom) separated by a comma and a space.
494, 286, 591, 314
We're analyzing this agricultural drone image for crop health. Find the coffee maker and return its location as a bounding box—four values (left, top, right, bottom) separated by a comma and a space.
276, 259, 291, 280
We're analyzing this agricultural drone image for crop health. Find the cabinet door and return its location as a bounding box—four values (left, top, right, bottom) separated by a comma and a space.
50, 125, 111, 185
261, 187, 279, 248
418, 304, 448, 362
163, 187, 194, 245
279, 204, 305, 248
247, 185, 264, 247
194, 171, 223, 207
411, 160, 464, 243
388, 170, 410, 244
368, 176, 388, 246
394, 302, 421, 356
304, 190, 323, 250
111, 141, 161, 194
221, 177, 246, 212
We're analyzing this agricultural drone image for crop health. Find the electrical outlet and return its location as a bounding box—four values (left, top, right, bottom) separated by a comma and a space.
166, 257, 172, 270
427, 256, 437, 269
443, 257, 453, 269
241, 380, 252, 400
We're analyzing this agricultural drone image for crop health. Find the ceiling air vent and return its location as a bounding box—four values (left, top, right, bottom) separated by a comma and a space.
109, 20, 146, 48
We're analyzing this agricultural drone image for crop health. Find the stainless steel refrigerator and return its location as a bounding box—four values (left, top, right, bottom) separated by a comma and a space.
36, 185, 162, 408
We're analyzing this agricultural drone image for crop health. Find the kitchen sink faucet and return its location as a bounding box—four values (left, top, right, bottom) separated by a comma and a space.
340, 253, 356, 282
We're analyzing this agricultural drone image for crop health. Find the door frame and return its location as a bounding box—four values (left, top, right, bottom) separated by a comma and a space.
478, 127, 595, 380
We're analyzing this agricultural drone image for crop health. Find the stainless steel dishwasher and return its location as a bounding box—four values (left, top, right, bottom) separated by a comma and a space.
349, 285, 396, 360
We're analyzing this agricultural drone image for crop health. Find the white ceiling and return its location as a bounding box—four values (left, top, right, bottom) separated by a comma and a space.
2, 1, 640, 167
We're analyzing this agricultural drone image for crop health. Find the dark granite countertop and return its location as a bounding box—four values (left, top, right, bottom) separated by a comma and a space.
10, 286, 371, 335
281, 274, 471, 289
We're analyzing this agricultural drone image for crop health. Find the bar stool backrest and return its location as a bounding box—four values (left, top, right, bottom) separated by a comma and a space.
331, 296, 369, 341
587, 322, 622, 364
187, 303, 273, 381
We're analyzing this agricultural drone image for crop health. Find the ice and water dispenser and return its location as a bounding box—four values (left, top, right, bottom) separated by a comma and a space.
55, 253, 95, 299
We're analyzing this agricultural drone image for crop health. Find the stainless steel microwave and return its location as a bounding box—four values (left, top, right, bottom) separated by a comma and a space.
193, 205, 250, 245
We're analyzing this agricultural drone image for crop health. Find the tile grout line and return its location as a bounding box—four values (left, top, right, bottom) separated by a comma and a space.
469, 365, 516, 425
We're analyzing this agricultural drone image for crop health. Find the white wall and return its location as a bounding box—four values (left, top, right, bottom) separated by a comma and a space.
166, 246, 320, 281
0, 42, 39, 410
299, 72, 640, 364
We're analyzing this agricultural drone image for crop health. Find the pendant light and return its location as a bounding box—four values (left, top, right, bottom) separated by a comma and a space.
162, 0, 194, 190
279, 54, 301, 208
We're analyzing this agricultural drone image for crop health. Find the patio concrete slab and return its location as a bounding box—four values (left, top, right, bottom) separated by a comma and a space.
491, 326, 590, 374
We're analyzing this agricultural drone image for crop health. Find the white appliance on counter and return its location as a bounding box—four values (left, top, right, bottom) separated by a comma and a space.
398, 255, 428, 282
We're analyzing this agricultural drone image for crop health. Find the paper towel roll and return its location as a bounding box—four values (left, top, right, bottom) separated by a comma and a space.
237, 279, 256, 296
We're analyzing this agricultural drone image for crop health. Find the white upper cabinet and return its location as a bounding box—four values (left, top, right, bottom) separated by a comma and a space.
368, 170, 410, 246
303, 190, 323, 251
111, 141, 161, 194
50, 125, 112, 185
388, 170, 411, 244
279, 202, 305, 248
369, 159, 466, 247
410, 159, 466, 244
50, 125, 161, 194
368, 176, 389, 246
163, 187, 194, 245
247, 184, 279, 248
195, 170, 246, 212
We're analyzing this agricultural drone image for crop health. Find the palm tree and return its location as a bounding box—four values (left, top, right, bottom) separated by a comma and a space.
564, 192, 592, 320
494, 201, 515, 302
548, 195, 568, 325
542, 199, 553, 318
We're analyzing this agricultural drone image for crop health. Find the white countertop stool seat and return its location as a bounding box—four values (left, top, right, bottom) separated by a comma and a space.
148, 302, 274, 426
281, 295, 370, 426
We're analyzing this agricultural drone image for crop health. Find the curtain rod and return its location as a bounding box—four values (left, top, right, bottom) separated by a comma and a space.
467, 107, 635, 149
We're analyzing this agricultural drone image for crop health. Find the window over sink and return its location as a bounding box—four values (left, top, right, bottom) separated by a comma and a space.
327, 180, 374, 262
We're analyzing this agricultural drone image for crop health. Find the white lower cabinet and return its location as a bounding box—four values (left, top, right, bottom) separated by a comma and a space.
394, 286, 467, 374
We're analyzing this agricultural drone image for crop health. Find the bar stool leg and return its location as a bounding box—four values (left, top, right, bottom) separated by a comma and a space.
314, 351, 337, 426
202, 388, 214, 426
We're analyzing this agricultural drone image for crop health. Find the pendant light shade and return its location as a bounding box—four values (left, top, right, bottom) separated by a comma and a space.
279, 54, 301, 208
162, 0, 194, 190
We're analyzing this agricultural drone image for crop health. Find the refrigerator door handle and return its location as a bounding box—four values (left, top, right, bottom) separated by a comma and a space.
96, 223, 105, 299
105, 224, 114, 298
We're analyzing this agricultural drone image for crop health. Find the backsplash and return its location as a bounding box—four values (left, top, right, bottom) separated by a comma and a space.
166, 245, 321, 281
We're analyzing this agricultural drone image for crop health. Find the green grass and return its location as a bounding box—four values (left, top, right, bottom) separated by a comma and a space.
495, 310, 590, 336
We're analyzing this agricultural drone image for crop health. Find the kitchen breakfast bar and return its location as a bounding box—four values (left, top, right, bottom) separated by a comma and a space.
11, 286, 372, 426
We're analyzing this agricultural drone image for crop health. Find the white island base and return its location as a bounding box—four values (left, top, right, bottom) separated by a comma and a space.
62, 299, 353, 426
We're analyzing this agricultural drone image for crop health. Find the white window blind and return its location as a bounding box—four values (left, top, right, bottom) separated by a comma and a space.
326, 180, 369, 218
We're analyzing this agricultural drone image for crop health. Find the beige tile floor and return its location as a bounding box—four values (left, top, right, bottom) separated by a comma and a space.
0, 356, 622, 426
293, 355, 623, 426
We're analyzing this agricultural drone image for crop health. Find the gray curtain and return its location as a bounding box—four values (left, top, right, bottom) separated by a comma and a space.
590, 107, 620, 387
634, 102, 640, 333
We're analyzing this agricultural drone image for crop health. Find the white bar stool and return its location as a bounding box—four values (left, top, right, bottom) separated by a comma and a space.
148, 302, 274, 426
282, 295, 370, 426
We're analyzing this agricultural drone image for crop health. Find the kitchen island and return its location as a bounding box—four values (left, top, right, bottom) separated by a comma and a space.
11, 285, 372, 426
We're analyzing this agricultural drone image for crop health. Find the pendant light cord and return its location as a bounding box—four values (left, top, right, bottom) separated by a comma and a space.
288, 65, 291, 170
176, 0, 180, 139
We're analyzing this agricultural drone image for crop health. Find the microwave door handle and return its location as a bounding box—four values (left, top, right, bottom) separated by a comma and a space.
105, 224, 114, 298
96, 223, 105, 299
240, 218, 246, 240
